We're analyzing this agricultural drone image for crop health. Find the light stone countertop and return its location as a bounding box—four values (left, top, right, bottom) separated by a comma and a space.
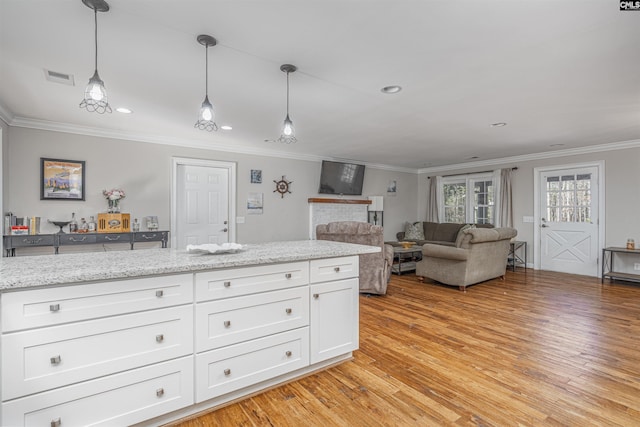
0, 240, 380, 291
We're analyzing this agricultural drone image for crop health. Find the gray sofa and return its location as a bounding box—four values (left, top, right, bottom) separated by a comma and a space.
316, 221, 394, 295
416, 227, 517, 291
396, 222, 494, 247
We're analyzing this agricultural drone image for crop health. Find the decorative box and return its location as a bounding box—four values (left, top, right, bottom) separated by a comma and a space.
97, 213, 131, 233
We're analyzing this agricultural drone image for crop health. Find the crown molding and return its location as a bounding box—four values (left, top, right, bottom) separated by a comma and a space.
5, 114, 639, 176
418, 139, 640, 175
8, 115, 416, 173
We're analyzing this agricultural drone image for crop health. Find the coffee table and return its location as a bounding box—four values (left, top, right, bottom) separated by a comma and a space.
391, 245, 422, 275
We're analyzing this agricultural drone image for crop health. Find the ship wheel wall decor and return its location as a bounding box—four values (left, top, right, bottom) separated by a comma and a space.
274, 176, 292, 198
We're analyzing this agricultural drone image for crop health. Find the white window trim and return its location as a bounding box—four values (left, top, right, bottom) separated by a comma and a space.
438, 171, 499, 224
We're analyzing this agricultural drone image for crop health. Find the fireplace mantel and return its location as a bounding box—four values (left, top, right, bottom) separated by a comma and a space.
308, 198, 371, 205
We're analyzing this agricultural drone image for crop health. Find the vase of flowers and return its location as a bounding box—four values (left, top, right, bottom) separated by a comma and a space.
103, 188, 126, 213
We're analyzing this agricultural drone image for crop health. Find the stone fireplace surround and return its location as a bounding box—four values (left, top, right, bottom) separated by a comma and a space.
308, 198, 370, 239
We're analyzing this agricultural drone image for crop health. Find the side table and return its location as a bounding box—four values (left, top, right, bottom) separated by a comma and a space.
391, 245, 422, 275
508, 241, 527, 271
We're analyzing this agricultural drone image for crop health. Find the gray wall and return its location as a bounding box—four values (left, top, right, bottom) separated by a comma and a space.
418, 147, 640, 269
5, 126, 418, 246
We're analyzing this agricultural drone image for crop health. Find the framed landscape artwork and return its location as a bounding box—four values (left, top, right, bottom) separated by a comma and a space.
40, 158, 86, 201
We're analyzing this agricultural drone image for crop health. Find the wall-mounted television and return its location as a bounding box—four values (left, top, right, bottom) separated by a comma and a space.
318, 160, 366, 196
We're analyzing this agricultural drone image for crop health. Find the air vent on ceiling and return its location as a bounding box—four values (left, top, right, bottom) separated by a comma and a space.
44, 69, 75, 86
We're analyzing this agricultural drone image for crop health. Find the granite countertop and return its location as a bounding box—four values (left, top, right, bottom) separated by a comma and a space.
0, 240, 380, 291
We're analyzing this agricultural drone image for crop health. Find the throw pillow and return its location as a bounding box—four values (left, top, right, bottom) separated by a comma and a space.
404, 222, 425, 241
455, 224, 473, 247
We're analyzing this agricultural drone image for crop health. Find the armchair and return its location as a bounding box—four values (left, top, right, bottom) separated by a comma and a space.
316, 221, 394, 295
416, 227, 517, 291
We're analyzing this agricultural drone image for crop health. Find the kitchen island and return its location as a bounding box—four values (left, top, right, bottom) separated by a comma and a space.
0, 240, 379, 426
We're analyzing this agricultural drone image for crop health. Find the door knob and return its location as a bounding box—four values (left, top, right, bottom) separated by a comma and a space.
541, 224, 549, 228
222, 228, 228, 232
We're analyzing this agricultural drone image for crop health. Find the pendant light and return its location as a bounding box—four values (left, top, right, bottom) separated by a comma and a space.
277, 64, 297, 144
194, 34, 218, 132
79, 0, 112, 114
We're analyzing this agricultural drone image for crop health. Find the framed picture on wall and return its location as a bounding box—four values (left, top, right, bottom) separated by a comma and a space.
40, 158, 86, 200
250, 169, 262, 184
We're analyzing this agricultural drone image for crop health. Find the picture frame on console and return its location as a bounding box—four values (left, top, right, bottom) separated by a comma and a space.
40, 157, 86, 201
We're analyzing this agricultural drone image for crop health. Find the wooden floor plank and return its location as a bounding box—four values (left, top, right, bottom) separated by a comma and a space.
169, 269, 640, 426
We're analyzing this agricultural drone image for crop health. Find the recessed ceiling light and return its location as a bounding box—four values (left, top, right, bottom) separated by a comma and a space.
468, 156, 480, 160
115, 107, 132, 114
490, 122, 507, 127
220, 125, 232, 131
549, 143, 565, 147
381, 85, 402, 94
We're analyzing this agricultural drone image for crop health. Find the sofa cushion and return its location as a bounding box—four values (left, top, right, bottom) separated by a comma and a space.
404, 222, 425, 240
432, 223, 465, 243
454, 224, 473, 248
421, 222, 438, 241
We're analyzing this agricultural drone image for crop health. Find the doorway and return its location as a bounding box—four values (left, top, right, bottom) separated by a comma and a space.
171, 157, 236, 249
534, 162, 604, 276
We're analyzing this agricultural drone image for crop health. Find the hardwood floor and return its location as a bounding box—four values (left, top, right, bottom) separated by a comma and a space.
172, 269, 640, 426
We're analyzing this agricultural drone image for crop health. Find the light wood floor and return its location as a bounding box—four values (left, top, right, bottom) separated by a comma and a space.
172, 269, 640, 426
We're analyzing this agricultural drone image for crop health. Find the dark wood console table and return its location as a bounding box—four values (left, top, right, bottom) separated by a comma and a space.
3, 231, 169, 257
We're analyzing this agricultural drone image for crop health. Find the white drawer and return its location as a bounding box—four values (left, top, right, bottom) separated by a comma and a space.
196, 286, 309, 352
309, 256, 359, 284
195, 328, 309, 402
1, 274, 193, 332
195, 262, 309, 302
2, 356, 194, 427
2, 305, 193, 400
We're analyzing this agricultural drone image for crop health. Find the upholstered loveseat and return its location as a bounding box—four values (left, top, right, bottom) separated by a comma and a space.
416, 227, 517, 291
396, 221, 494, 247
316, 221, 394, 295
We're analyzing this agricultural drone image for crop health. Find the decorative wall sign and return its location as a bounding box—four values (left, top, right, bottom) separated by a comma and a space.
247, 192, 264, 214
41, 158, 86, 200
250, 169, 262, 184
387, 180, 397, 194
274, 175, 292, 198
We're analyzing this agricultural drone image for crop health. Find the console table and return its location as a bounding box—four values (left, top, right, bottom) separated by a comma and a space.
391, 246, 422, 275
3, 231, 169, 257
601, 246, 640, 284
508, 241, 527, 271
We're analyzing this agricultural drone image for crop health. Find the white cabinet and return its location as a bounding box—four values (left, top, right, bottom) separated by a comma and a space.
309, 256, 359, 364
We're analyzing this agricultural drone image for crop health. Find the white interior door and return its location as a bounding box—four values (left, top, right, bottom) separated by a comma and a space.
539, 166, 599, 276
172, 159, 236, 249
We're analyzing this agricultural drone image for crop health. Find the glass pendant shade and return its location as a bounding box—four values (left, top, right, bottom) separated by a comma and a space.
79, 0, 111, 114
80, 69, 111, 113
195, 95, 218, 131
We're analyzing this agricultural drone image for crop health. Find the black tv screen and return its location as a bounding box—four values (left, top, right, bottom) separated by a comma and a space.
318, 160, 365, 196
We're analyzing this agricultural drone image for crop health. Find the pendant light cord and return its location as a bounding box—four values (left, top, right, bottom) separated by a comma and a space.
286, 70, 290, 116
93, 7, 98, 72
205, 44, 209, 96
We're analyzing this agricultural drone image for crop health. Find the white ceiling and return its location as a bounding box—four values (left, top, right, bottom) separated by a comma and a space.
1, 0, 639, 170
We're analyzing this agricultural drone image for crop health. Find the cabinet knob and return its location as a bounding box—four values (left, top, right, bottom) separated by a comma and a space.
285, 308, 292, 314
51, 418, 62, 427
50, 355, 62, 365
334, 267, 341, 272
224, 368, 231, 376
49, 303, 60, 312
156, 388, 164, 397
286, 351, 292, 357
156, 334, 164, 343
224, 320, 231, 328
223, 281, 231, 288
313, 293, 319, 299
285, 273, 292, 279
155, 290, 164, 297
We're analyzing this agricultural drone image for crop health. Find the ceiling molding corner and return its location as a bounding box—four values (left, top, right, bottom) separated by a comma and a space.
0, 102, 15, 126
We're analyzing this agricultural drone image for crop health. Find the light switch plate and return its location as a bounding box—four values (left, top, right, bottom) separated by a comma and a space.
523, 216, 534, 223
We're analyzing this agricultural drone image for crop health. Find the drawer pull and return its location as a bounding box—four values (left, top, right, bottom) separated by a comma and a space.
224, 368, 231, 376
156, 290, 164, 297
334, 267, 341, 272
23, 238, 42, 244
285, 273, 292, 279
313, 293, 319, 299
49, 303, 60, 312
69, 236, 87, 242
104, 235, 121, 241
51, 418, 62, 427
156, 334, 164, 343
156, 388, 164, 397
286, 351, 292, 357
223, 281, 231, 288
50, 355, 62, 365
285, 308, 292, 314
142, 233, 157, 239
224, 320, 231, 327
